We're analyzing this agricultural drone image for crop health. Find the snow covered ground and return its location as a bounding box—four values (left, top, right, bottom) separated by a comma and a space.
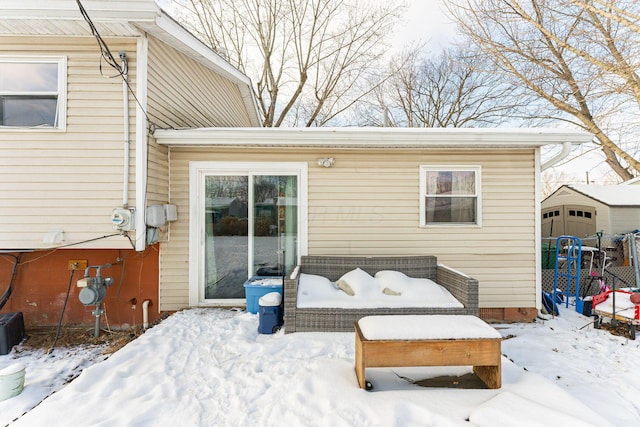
1, 306, 639, 426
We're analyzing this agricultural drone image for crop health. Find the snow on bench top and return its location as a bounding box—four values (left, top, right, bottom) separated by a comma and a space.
593, 291, 639, 320
357, 315, 502, 341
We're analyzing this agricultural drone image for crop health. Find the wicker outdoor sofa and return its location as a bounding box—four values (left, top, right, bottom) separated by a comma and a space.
283, 255, 479, 333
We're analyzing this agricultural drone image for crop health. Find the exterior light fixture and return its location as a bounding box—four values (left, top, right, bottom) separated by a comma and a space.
317, 157, 335, 168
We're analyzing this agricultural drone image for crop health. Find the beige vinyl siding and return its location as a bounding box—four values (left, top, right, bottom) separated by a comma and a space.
609, 207, 640, 234
144, 35, 255, 208
146, 37, 252, 129
146, 137, 169, 207
159, 147, 537, 311
0, 36, 137, 249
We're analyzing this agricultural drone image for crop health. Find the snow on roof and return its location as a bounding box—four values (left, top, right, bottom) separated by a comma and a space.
568, 183, 640, 206
620, 176, 640, 185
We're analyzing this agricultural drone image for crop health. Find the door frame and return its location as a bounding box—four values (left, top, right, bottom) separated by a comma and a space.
188, 161, 308, 306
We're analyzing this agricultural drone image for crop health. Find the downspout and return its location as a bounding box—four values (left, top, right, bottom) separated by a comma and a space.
135, 36, 149, 252
538, 140, 572, 318
541, 141, 572, 171
119, 51, 130, 208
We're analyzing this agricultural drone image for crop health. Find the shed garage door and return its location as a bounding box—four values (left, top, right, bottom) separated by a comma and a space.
542, 204, 596, 238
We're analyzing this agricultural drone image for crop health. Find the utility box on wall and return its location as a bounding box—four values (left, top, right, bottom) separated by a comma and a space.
146, 204, 178, 227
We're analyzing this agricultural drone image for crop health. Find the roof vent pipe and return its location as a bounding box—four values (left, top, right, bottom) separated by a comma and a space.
541, 141, 573, 171
119, 51, 130, 209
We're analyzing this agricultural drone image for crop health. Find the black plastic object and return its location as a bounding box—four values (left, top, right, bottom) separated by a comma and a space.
0, 312, 25, 355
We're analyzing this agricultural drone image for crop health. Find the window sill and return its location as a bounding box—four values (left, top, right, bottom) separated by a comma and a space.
0, 126, 66, 132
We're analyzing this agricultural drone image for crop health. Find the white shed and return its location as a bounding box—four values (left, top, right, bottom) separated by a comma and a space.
542, 184, 640, 237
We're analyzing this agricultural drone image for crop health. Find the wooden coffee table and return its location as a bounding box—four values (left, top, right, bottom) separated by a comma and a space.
354, 315, 502, 390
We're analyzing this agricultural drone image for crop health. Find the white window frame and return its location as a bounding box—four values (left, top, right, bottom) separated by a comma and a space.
189, 161, 309, 307
0, 56, 67, 131
419, 165, 482, 227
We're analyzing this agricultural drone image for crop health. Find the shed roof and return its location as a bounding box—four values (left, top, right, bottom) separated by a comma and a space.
620, 176, 640, 186
558, 184, 640, 207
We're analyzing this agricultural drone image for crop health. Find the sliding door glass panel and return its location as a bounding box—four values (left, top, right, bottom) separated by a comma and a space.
204, 175, 248, 299
252, 175, 298, 277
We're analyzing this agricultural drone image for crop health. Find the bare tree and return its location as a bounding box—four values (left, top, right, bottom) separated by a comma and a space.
169, 0, 406, 127
446, 0, 640, 180
357, 45, 519, 127
418, 48, 516, 127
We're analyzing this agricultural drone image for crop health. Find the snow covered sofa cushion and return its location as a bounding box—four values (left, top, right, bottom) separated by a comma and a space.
296, 269, 463, 309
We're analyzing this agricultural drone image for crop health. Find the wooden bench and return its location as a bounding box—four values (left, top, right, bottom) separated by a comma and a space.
354, 315, 502, 390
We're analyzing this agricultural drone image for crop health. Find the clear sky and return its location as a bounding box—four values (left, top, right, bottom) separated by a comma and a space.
391, 0, 457, 52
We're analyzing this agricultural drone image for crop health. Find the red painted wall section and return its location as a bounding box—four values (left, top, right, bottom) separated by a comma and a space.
0, 246, 160, 329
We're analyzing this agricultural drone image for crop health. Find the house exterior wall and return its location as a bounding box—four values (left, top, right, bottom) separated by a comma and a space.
144, 36, 256, 207
0, 248, 159, 328
0, 34, 258, 327
0, 35, 138, 250
160, 147, 539, 317
146, 37, 252, 129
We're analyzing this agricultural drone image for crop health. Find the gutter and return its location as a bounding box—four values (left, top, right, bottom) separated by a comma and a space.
154, 128, 595, 149
541, 141, 573, 171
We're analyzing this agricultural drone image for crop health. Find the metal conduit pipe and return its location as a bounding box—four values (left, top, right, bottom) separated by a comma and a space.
142, 299, 151, 329
119, 51, 130, 208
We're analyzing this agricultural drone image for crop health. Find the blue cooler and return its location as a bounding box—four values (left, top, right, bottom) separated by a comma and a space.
244, 276, 283, 314
258, 292, 283, 334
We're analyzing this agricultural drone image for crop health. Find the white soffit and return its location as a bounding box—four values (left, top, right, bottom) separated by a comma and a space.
153, 127, 595, 149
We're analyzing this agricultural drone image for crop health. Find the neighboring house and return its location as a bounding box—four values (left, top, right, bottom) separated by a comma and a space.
153, 128, 593, 322
542, 184, 640, 238
0, 0, 260, 327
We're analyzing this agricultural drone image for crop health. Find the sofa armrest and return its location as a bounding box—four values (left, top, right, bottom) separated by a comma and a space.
436, 264, 479, 315
284, 267, 300, 333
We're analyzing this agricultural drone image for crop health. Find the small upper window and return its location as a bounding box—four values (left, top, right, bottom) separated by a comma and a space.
420, 166, 481, 226
0, 57, 66, 129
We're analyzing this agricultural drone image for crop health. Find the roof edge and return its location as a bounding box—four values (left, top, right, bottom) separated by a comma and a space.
153, 127, 594, 147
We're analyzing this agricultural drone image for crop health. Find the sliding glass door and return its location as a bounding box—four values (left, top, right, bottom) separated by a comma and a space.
252, 175, 298, 280
194, 163, 306, 304
204, 175, 250, 299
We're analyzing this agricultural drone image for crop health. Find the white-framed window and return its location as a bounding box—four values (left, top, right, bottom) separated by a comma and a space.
420, 165, 481, 226
0, 56, 67, 130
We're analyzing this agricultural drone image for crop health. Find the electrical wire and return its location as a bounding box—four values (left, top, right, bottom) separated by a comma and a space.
48, 269, 76, 353
75, 0, 123, 75
0, 253, 20, 311
54, 233, 123, 249
75, 0, 172, 132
